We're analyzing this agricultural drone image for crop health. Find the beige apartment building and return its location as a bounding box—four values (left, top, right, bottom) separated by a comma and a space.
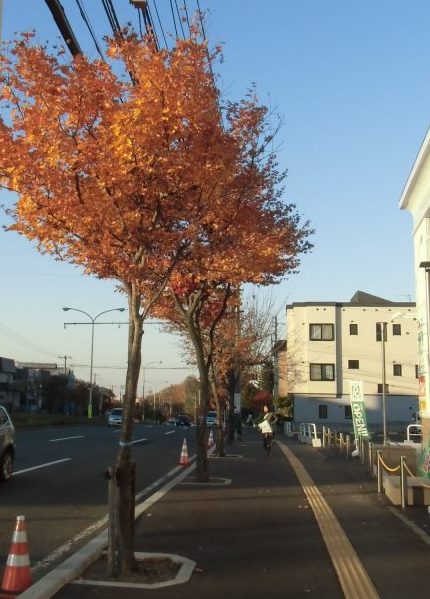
279, 291, 418, 428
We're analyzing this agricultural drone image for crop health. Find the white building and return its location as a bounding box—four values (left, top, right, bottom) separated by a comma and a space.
399, 127, 430, 446
282, 291, 418, 429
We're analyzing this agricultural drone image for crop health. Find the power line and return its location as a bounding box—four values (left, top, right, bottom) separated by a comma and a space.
0, 321, 60, 358
75, 0, 105, 60
101, 0, 122, 38
150, 0, 168, 48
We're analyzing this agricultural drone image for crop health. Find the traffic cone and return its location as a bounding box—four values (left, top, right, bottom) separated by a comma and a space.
1, 515, 32, 593
208, 429, 214, 447
179, 438, 189, 466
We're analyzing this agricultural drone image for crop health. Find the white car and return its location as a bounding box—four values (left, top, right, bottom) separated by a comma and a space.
108, 408, 123, 426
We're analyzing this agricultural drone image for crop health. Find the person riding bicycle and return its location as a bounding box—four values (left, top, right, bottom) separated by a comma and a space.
258, 405, 278, 455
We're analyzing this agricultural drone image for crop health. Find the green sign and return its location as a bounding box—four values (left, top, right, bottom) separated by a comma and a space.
349, 381, 371, 440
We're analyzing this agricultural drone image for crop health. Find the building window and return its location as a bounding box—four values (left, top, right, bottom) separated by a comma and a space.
345, 406, 352, 420
376, 323, 387, 342
349, 323, 358, 335
392, 323, 401, 336
310, 363, 335, 381
393, 364, 402, 376
309, 323, 334, 341
348, 360, 359, 369
319, 404, 328, 419
377, 383, 389, 394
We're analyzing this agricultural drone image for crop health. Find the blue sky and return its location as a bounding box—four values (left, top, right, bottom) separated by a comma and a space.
0, 0, 428, 393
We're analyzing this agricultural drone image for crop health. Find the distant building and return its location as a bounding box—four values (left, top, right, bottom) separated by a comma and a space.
0, 358, 75, 412
279, 291, 418, 428
0, 357, 19, 410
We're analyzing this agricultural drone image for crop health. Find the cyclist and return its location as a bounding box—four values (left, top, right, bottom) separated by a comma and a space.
258, 405, 278, 456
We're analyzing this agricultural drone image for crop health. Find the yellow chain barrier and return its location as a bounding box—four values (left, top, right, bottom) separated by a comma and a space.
378, 454, 400, 473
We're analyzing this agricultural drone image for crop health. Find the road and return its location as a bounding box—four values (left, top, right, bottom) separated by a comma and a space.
0, 422, 195, 580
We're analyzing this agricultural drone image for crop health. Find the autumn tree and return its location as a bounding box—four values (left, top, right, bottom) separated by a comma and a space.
154, 142, 313, 480
0, 29, 287, 571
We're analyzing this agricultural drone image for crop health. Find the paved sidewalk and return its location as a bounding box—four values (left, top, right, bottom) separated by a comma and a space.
47, 430, 430, 598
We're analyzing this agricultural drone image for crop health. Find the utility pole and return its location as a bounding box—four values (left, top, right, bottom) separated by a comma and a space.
58, 354, 72, 375
44, 0, 82, 56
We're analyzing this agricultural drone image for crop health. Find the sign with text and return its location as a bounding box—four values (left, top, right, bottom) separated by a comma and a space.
349, 381, 372, 440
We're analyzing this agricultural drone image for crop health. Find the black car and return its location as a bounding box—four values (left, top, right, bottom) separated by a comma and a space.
176, 415, 191, 427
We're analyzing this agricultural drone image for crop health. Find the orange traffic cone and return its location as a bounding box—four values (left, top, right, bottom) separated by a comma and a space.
179, 438, 189, 466
208, 429, 214, 447
2, 515, 32, 593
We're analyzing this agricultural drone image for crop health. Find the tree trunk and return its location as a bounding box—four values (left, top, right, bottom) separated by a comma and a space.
185, 314, 210, 482
195, 365, 210, 482
114, 285, 144, 574
226, 367, 236, 443
210, 375, 225, 457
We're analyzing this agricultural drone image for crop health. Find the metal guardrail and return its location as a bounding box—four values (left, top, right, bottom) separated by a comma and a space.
299, 422, 318, 440
406, 423, 422, 442
299, 423, 430, 509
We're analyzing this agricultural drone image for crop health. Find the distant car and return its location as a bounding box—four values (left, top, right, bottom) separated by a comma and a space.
206, 411, 217, 426
166, 418, 176, 426
0, 406, 15, 483
108, 408, 123, 426
176, 415, 191, 427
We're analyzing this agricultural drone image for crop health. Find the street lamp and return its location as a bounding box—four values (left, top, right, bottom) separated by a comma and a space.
62, 307, 125, 417
141, 361, 162, 421
147, 380, 168, 421
141, 361, 163, 400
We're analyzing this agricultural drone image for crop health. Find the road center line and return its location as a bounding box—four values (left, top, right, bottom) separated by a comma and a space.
49, 436, 84, 442
13, 458, 72, 476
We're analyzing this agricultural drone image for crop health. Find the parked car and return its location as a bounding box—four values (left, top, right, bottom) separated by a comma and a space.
108, 408, 123, 426
176, 415, 191, 427
0, 406, 15, 483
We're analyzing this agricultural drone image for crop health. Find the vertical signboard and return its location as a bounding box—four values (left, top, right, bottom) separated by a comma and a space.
349, 381, 371, 440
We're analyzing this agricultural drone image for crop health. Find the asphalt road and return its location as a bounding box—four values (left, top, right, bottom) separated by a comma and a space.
0, 422, 195, 580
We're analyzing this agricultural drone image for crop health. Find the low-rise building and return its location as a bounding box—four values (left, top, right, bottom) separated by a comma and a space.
281, 291, 418, 429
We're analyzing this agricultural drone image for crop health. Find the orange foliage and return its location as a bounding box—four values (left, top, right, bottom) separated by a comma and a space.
0, 32, 312, 299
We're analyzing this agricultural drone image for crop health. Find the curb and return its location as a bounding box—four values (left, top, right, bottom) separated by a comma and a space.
17, 458, 199, 599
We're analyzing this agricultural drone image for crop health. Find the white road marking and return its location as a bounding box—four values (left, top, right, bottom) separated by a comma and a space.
132, 438, 147, 445
13, 458, 71, 476
164, 430, 176, 435
32, 460, 197, 574
31, 515, 108, 574
49, 436, 84, 442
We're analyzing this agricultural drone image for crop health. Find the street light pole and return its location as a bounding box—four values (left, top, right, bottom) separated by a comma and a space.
58, 354, 72, 375
381, 322, 387, 446
141, 361, 162, 421
147, 380, 168, 422
63, 307, 125, 417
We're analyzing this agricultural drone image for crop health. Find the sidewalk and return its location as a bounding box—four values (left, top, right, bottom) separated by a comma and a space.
45, 430, 430, 598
